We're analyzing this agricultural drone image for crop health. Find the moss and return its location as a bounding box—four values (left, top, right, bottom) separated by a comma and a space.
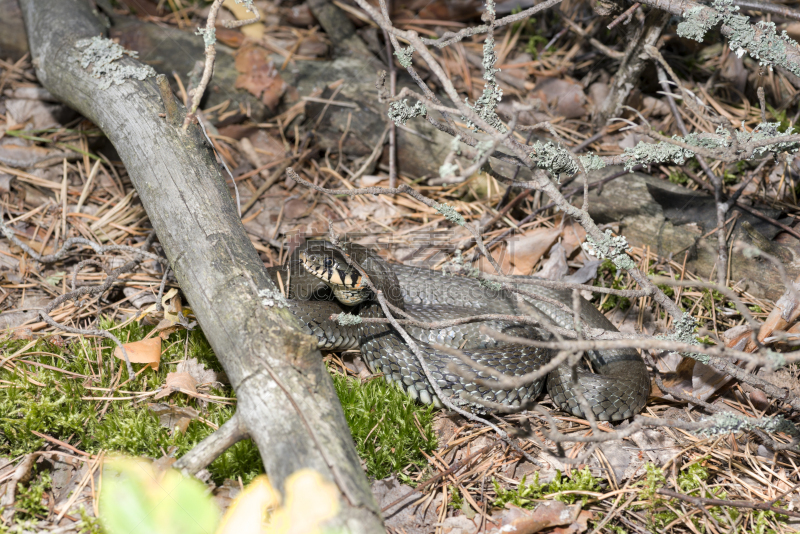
13, 468, 51, 521
333, 374, 436, 480
0, 323, 262, 486
492, 467, 600, 508
0, 319, 440, 499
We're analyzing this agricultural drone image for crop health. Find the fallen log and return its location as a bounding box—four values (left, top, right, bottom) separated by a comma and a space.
17, 0, 383, 530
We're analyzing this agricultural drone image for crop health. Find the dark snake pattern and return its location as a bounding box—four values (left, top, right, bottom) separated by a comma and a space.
266, 241, 649, 421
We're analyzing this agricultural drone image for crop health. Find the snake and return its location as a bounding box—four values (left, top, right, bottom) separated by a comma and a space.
266, 240, 650, 421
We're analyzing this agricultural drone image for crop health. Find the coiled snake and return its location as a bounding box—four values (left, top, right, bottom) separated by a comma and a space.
267, 240, 649, 421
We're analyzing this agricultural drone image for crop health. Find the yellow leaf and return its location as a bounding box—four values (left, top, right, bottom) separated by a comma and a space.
223, 0, 265, 39
216, 476, 279, 534
216, 470, 339, 534
266, 470, 339, 534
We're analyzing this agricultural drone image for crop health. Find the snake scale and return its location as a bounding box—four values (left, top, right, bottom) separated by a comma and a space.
266, 240, 649, 421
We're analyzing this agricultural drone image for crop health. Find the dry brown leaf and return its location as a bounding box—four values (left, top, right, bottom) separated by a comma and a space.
284, 198, 310, 219
477, 243, 514, 275
248, 130, 286, 162
165, 372, 198, 394
114, 337, 161, 370
536, 243, 568, 280
507, 227, 561, 274
176, 357, 221, 386
234, 45, 287, 111
560, 219, 587, 259
530, 78, 587, 119
489, 501, 582, 534
147, 403, 199, 431
552, 509, 594, 534
5, 99, 67, 130
0, 142, 74, 169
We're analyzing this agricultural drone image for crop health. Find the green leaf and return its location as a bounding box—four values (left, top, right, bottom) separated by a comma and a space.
45, 271, 66, 286
100, 458, 219, 534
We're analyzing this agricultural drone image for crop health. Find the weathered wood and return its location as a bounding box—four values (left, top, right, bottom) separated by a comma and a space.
18, 1, 383, 530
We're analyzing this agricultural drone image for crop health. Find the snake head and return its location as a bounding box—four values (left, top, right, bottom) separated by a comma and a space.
298, 243, 371, 305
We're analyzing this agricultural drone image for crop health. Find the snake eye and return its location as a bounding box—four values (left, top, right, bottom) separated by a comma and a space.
324, 258, 333, 268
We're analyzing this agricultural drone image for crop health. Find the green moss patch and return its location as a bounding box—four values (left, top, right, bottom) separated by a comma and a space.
0, 320, 436, 487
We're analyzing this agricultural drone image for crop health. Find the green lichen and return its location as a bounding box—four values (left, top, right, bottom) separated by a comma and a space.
656, 312, 708, 362
479, 278, 503, 291
439, 162, 460, 179
579, 153, 606, 172
622, 140, 695, 171
258, 287, 288, 308
700, 412, 799, 437
436, 203, 466, 225
737, 122, 800, 157
623, 123, 800, 170
394, 46, 415, 68
336, 312, 363, 326
388, 99, 427, 125
465, 34, 505, 133
450, 135, 463, 156
676, 0, 800, 77
529, 140, 579, 179
677, 6, 723, 42
75, 36, 156, 90
766, 349, 786, 370
670, 313, 698, 345
581, 230, 636, 270
195, 27, 216, 48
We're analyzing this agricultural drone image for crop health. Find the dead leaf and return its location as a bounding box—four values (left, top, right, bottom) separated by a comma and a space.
284, 198, 310, 219
0, 142, 75, 169
146, 290, 184, 338
489, 501, 581, 534
531, 78, 587, 119
0, 173, 13, 194
560, 219, 587, 259
176, 357, 221, 386
5, 99, 71, 130
477, 243, 514, 275
286, 3, 316, 27
147, 403, 199, 433
552, 509, 594, 534
563, 260, 601, 284
234, 45, 287, 111
165, 372, 198, 395
215, 25, 245, 48
114, 337, 161, 370
642, 96, 670, 117
248, 130, 286, 162
507, 227, 561, 274
123, 287, 158, 310
536, 243, 568, 280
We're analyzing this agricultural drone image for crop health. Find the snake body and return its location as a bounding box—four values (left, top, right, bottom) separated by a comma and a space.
267, 241, 649, 421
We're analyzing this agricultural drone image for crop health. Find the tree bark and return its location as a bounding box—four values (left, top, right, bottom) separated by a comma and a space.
18, 1, 383, 531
